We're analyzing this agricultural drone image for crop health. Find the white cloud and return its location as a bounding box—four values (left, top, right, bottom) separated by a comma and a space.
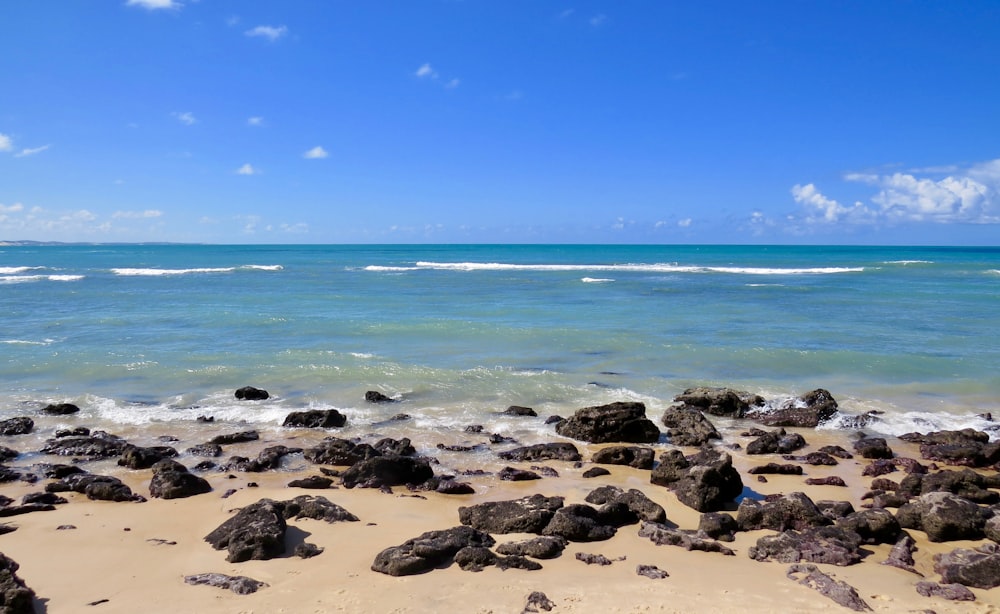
445, 78, 460, 89
0, 203, 24, 213
590, 14, 607, 26
415, 63, 437, 79
245, 25, 288, 41
125, 0, 181, 9
14, 145, 50, 158
303, 146, 328, 159
172, 111, 197, 125
790, 183, 872, 224
0, 133, 12, 151
236, 163, 257, 175
247, 116, 264, 126
113, 209, 163, 219
678, 218, 692, 228
280, 222, 309, 233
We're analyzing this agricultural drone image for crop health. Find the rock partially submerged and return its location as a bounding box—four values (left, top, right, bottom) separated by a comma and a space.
0, 417, 33, 436
590, 446, 655, 469
672, 387, 764, 418
498, 443, 581, 462
746, 389, 839, 428
234, 386, 269, 401
282, 409, 347, 429
40, 431, 128, 458
555, 402, 660, 444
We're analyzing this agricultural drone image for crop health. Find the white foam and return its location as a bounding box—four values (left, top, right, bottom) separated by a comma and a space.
0, 275, 43, 284
111, 265, 282, 276
244, 264, 283, 271
581, 277, 614, 283
2, 338, 55, 345
364, 265, 420, 272
410, 261, 863, 275
48, 275, 84, 282
883, 260, 934, 265
0, 266, 43, 274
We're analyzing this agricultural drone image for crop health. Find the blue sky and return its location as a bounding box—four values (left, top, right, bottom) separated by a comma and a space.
2, 1, 999, 244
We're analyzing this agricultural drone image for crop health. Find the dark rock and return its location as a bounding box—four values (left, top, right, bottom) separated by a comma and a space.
748, 463, 802, 475
193, 461, 217, 471
498, 443, 581, 462
870, 478, 900, 491
294, 543, 324, 559
184, 572, 268, 595
0, 417, 33, 436
0, 503, 56, 517
188, 443, 223, 457
21, 492, 67, 505
737, 492, 832, 532
835, 509, 901, 545
805, 476, 847, 487
786, 452, 839, 466
238, 445, 303, 472
499, 467, 542, 481
0, 447, 18, 462
34, 463, 84, 479
853, 437, 893, 460
54, 427, 90, 438
650, 447, 743, 512
746, 429, 807, 455
234, 386, 269, 401
454, 546, 499, 571
281, 495, 359, 523
838, 410, 884, 430
287, 476, 334, 489
504, 405, 537, 417
522, 591, 555, 613
660, 406, 720, 446
371, 526, 495, 576
590, 446, 655, 469
118, 444, 178, 470
459, 494, 564, 534
304, 437, 381, 466
582, 467, 611, 478
896, 491, 991, 542
915, 581, 975, 601
40, 431, 128, 457
934, 543, 1000, 589
575, 552, 613, 565
881, 533, 919, 574
584, 486, 666, 524
341, 454, 434, 489
543, 415, 563, 425
57, 472, 144, 502
672, 387, 764, 417
698, 512, 739, 541
282, 409, 347, 429
748, 526, 864, 566
0, 553, 37, 613
204, 499, 288, 562
786, 563, 871, 611
637, 521, 735, 555
42, 402, 80, 415
530, 466, 559, 478
636, 564, 669, 579
149, 460, 212, 499
196, 415, 214, 423
496, 536, 567, 560
819, 445, 854, 459
542, 504, 617, 542
365, 391, 394, 403
861, 459, 897, 477
899, 469, 1000, 504
902, 429, 1000, 468
555, 401, 660, 444
209, 430, 259, 445
746, 389, 839, 428
373, 437, 416, 457
420, 477, 475, 495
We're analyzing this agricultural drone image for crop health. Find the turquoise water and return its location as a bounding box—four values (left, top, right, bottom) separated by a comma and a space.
1, 244, 998, 439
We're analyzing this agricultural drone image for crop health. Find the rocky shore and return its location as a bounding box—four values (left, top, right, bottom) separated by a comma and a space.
0, 385, 999, 613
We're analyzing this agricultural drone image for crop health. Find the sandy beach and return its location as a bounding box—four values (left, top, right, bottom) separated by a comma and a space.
1, 406, 999, 614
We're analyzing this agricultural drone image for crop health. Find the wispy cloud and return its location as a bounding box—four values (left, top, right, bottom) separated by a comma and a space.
14, 145, 50, 158
125, 0, 181, 10
112, 209, 163, 219
236, 163, 258, 175
172, 111, 197, 125
590, 14, 607, 27
414, 63, 459, 89
444, 78, 460, 89
245, 25, 288, 41
247, 116, 264, 126
303, 146, 328, 159
415, 63, 437, 79
791, 158, 1000, 226
0, 133, 12, 152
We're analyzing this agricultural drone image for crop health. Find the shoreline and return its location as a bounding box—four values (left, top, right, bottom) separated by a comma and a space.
1, 395, 999, 612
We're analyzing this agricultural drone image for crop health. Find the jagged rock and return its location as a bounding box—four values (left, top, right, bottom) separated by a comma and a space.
0, 503, 56, 518
698, 512, 739, 541
638, 521, 735, 555
499, 467, 541, 481
498, 443, 581, 462
672, 387, 764, 417
748, 463, 802, 475
650, 447, 743, 512
636, 564, 669, 579
819, 445, 854, 459
900, 429, 1000, 468
805, 476, 847, 487
542, 504, 617, 542
282, 409, 347, 429
416, 476, 475, 495
281, 495, 359, 523
210, 430, 259, 445
365, 391, 394, 403
40, 431, 128, 457
0, 553, 37, 613
0, 417, 33, 436
881, 534, 920, 574
41, 402, 80, 415
497, 536, 567, 559
584, 486, 666, 524
555, 401, 660, 444
341, 455, 434, 489
304, 437, 381, 466
118, 444, 178, 470
660, 406, 720, 446
503, 405, 537, 417
575, 552, 613, 565
371, 526, 495, 576
232, 445, 303, 472
21, 492, 67, 506
53, 472, 145, 502
817, 500, 856, 520
459, 494, 564, 534
294, 543, 324, 559
746, 389, 839, 427
915, 581, 975, 601
149, 459, 211, 499
786, 452, 839, 466
287, 476, 334, 489
853, 437, 894, 460
737, 492, 832, 532
748, 526, 864, 566
522, 591, 555, 613
786, 563, 871, 611
934, 543, 1000, 588
33, 463, 84, 479
0, 448, 18, 463
582, 467, 610, 478
187, 443, 223, 458
54, 427, 90, 438
234, 386, 269, 401
898, 469, 1000, 504
590, 446, 655, 469
746, 429, 806, 455
835, 509, 901, 545
204, 499, 287, 562
184, 573, 268, 595
896, 491, 991, 542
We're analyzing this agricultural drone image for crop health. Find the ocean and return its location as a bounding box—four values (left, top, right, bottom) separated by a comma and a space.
2, 244, 999, 457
